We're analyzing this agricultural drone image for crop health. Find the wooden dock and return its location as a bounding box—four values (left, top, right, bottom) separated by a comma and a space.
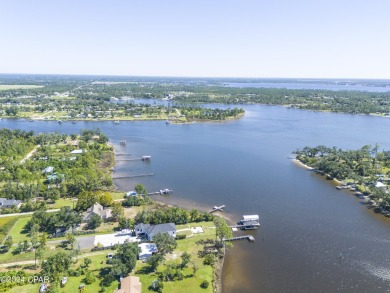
223, 235, 255, 242
147, 189, 173, 196
116, 158, 145, 161
209, 205, 225, 214
112, 173, 154, 179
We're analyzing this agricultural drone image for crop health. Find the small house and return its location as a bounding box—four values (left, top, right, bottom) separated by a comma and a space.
375, 182, 387, 189
42, 166, 54, 174
114, 276, 141, 293
0, 198, 22, 209
70, 149, 84, 154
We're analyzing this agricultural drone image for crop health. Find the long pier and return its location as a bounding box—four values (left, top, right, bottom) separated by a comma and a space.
116, 158, 144, 161
113, 173, 154, 179
223, 235, 255, 242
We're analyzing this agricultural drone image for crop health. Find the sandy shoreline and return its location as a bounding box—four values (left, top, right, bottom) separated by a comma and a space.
292, 158, 347, 186
292, 158, 315, 170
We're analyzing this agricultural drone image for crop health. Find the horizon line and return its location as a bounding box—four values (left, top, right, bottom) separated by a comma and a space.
0, 72, 389, 81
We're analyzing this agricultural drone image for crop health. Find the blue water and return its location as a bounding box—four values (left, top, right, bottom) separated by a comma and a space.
2, 105, 390, 292
226, 81, 390, 92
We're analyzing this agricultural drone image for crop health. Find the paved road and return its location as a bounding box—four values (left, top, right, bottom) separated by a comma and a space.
0, 209, 60, 218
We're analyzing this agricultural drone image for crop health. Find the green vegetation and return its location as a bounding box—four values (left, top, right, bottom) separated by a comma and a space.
135, 221, 219, 293
134, 206, 214, 225
295, 144, 390, 216
0, 217, 19, 243
0, 128, 113, 214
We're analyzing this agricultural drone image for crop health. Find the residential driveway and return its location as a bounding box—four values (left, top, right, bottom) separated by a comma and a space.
94, 233, 140, 247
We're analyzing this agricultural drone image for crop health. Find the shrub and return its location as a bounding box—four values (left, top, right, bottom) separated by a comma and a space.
200, 280, 209, 289
175, 234, 186, 240
84, 271, 96, 284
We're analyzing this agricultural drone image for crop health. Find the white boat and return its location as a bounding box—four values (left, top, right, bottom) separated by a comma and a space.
114, 120, 120, 124
160, 188, 172, 195
141, 155, 151, 161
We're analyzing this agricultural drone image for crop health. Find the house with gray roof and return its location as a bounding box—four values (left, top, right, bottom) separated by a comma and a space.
134, 223, 176, 241
83, 202, 112, 222
0, 198, 22, 209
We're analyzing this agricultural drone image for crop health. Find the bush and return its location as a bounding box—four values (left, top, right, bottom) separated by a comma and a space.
175, 234, 186, 240
84, 271, 96, 284
200, 280, 209, 289
203, 254, 216, 266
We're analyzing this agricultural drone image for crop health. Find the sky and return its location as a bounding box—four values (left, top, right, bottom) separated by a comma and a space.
1, 0, 390, 79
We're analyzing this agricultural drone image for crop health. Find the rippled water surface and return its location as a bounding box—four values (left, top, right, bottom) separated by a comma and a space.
2, 105, 390, 292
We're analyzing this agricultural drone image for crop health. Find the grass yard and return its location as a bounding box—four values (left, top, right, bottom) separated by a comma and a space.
7, 216, 31, 243
0, 217, 19, 243
8, 283, 41, 293
110, 191, 126, 200
59, 253, 118, 293
48, 198, 75, 209
135, 221, 216, 293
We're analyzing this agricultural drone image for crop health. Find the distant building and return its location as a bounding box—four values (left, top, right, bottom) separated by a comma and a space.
42, 166, 54, 174
83, 202, 112, 222
70, 149, 84, 154
0, 198, 22, 209
134, 223, 176, 241
375, 181, 387, 189
46, 173, 65, 184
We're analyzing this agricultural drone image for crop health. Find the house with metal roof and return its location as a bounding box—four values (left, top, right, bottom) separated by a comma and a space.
134, 223, 176, 241
0, 198, 22, 209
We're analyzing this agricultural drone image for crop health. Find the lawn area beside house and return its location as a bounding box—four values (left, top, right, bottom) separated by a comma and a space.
47, 198, 75, 209
7, 216, 31, 243
134, 221, 216, 293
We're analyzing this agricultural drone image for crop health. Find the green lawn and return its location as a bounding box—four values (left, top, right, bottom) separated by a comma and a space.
48, 198, 75, 209
8, 283, 41, 293
59, 253, 118, 293
110, 191, 126, 200
7, 217, 31, 243
135, 221, 215, 293
0, 217, 19, 243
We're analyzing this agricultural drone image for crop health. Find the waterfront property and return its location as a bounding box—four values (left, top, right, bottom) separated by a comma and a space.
236, 215, 260, 230
134, 223, 176, 241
